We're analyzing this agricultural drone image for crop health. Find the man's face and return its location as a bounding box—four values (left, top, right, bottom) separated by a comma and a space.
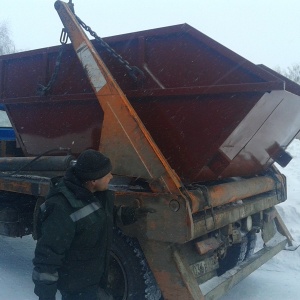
91, 172, 113, 192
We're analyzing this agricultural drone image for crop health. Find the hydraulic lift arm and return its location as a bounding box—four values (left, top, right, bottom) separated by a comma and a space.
54, 0, 184, 195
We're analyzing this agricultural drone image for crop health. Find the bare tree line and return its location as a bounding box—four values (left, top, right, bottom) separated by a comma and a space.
0, 21, 15, 55
275, 64, 300, 85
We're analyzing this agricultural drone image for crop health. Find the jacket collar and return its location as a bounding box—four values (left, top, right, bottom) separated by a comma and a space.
63, 167, 95, 202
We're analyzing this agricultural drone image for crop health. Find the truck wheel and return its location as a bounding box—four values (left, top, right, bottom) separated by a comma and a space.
244, 231, 257, 260
217, 232, 257, 276
217, 236, 248, 276
107, 228, 162, 300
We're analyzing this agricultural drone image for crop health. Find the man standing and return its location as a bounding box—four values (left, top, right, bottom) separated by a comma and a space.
33, 149, 154, 300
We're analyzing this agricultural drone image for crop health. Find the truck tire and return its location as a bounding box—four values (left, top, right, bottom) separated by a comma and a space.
217, 236, 248, 276
244, 231, 257, 260
107, 228, 162, 300
217, 232, 257, 276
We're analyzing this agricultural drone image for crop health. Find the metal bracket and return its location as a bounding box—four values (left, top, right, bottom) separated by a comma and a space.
200, 185, 216, 231
204, 205, 216, 231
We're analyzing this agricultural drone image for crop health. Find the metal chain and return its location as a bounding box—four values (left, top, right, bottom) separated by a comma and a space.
75, 15, 145, 83
37, 10, 144, 96
37, 29, 69, 96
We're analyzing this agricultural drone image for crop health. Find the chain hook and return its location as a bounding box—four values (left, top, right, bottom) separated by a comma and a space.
60, 28, 69, 44
75, 14, 145, 85
37, 41, 65, 96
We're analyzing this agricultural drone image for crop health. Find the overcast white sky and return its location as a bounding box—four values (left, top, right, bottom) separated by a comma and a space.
1, 0, 300, 70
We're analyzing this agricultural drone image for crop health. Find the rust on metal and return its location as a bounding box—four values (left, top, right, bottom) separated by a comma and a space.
206, 176, 276, 207
0, 177, 49, 196
115, 191, 192, 243
195, 237, 221, 256
139, 239, 205, 300
54, 0, 184, 195
192, 192, 283, 238
188, 176, 277, 213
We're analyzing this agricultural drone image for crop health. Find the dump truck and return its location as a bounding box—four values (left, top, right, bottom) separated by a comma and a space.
0, 1, 299, 299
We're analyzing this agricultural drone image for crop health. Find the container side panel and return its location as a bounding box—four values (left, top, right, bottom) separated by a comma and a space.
5, 100, 103, 156
131, 93, 261, 183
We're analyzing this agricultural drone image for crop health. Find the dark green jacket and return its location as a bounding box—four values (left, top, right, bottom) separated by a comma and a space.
33, 168, 136, 299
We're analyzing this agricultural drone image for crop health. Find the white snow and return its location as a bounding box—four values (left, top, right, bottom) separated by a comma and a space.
0, 140, 299, 299
0, 111, 11, 127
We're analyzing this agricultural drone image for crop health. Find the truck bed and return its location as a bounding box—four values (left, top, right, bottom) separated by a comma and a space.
1, 24, 300, 183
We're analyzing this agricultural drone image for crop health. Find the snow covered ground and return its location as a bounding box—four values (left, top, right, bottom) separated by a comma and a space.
0, 140, 299, 299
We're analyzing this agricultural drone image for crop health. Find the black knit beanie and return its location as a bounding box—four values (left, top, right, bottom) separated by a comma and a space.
73, 149, 112, 181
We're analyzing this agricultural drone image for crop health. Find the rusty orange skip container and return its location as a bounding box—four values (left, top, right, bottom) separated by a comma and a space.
1, 24, 300, 183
